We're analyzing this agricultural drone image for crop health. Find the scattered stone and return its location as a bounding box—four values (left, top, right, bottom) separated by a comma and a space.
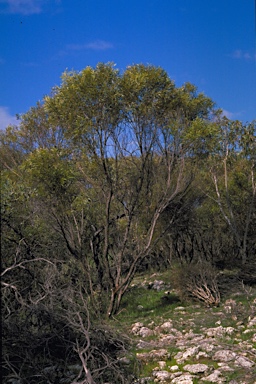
158, 334, 177, 345
136, 377, 152, 384
170, 365, 179, 371
183, 330, 199, 340
151, 349, 171, 360
234, 355, 255, 368
158, 321, 173, 330
213, 349, 236, 362
171, 373, 194, 384
148, 280, 165, 291
155, 322, 180, 336
217, 363, 234, 372
138, 327, 154, 337
158, 361, 166, 369
183, 363, 208, 374
136, 340, 154, 349
174, 346, 200, 363
206, 326, 235, 337
199, 342, 215, 353
203, 369, 224, 383
248, 316, 256, 327
131, 322, 144, 333
131, 322, 153, 337
211, 311, 223, 317
196, 351, 209, 359
243, 329, 254, 335
152, 370, 172, 382
224, 299, 237, 313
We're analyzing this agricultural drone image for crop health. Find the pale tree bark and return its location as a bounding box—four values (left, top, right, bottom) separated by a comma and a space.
207, 119, 256, 265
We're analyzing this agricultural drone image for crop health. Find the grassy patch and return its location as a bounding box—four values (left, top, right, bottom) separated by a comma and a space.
116, 286, 182, 326
138, 360, 158, 377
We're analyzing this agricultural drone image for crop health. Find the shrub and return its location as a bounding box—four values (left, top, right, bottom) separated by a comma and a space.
170, 261, 220, 306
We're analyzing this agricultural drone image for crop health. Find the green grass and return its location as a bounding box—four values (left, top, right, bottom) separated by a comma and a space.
115, 286, 183, 326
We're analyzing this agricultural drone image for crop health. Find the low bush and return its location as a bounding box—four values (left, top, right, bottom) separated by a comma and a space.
170, 261, 221, 306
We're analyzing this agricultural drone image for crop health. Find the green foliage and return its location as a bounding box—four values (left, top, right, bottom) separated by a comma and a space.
44, 63, 122, 147
21, 147, 77, 198
1, 62, 256, 383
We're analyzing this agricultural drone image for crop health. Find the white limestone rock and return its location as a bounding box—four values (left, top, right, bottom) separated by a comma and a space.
138, 327, 154, 337
170, 373, 194, 384
206, 326, 235, 337
248, 316, 256, 327
131, 322, 153, 337
183, 363, 208, 374
152, 370, 172, 382
131, 322, 144, 334
213, 349, 236, 362
174, 346, 199, 363
170, 365, 179, 371
203, 369, 224, 383
234, 355, 254, 368
195, 351, 209, 360
158, 361, 166, 369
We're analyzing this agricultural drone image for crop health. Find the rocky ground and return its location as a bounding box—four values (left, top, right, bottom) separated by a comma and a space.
124, 278, 256, 384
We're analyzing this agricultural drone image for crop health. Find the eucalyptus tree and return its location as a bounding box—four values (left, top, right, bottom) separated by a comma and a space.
1, 63, 216, 316
42, 63, 215, 315
209, 118, 256, 264
183, 115, 256, 265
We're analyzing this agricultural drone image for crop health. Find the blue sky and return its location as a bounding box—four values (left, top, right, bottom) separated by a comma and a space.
0, 0, 255, 130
